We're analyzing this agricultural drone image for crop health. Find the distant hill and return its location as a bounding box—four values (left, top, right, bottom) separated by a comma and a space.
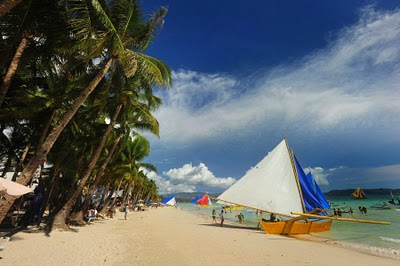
325, 188, 400, 197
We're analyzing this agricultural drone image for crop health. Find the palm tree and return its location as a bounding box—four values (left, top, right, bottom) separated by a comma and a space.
16, 0, 169, 187
0, 0, 24, 17
0, 0, 170, 227
113, 133, 157, 201
0, 0, 70, 108
77, 133, 123, 220
47, 1, 170, 229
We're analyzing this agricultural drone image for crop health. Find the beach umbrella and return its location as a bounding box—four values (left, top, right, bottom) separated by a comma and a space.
0, 178, 34, 196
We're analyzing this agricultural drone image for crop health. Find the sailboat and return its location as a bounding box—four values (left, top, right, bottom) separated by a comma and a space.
195, 193, 212, 208
351, 187, 367, 199
216, 138, 390, 235
161, 195, 177, 207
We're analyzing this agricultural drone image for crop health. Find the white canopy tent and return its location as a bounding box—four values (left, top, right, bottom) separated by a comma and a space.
0, 178, 34, 196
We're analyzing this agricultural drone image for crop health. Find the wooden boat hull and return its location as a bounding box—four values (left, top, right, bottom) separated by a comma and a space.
259, 220, 332, 235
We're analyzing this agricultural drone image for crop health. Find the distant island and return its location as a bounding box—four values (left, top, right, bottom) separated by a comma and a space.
325, 188, 400, 197
162, 188, 400, 202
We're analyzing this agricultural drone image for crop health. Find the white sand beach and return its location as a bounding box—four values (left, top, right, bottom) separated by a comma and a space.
1, 207, 399, 265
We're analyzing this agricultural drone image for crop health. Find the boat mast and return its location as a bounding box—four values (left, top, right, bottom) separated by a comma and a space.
284, 135, 306, 213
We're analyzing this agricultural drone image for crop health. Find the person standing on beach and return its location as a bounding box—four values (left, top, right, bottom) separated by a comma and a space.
212, 209, 217, 223
219, 210, 225, 227
235, 212, 245, 224
124, 203, 129, 220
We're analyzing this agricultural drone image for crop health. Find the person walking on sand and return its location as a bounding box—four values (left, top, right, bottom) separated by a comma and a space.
219, 210, 225, 227
212, 209, 217, 223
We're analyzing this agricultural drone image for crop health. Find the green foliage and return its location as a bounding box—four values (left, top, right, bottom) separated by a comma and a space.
0, 0, 169, 215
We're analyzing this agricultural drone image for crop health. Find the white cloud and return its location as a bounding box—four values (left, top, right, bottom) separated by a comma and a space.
146, 170, 196, 194
153, 8, 400, 145
164, 163, 236, 188
304, 166, 332, 186
146, 163, 236, 194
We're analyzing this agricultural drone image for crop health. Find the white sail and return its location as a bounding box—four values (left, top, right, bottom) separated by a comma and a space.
217, 139, 304, 217
166, 197, 177, 206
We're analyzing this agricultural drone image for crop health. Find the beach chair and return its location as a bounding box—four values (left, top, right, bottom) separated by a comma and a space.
0, 237, 10, 251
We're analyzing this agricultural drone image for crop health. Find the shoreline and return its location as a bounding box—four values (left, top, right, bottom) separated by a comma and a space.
180, 206, 400, 261
1, 207, 399, 265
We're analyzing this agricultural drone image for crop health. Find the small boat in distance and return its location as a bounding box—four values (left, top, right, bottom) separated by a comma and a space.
196, 193, 212, 208
352, 187, 367, 199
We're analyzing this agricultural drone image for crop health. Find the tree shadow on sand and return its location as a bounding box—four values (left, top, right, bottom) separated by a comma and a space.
199, 223, 262, 231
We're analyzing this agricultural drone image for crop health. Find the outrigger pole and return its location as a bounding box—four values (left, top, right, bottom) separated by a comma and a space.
291, 212, 390, 225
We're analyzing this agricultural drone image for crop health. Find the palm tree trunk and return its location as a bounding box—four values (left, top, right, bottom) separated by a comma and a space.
108, 179, 123, 209
41, 168, 60, 215
11, 143, 30, 181
37, 109, 56, 148
51, 102, 122, 229
0, 58, 113, 225
0, 36, 27, 108
0, 194, 17, 224
99, 184, 116, 215
97, 182, 110, 212
0, 0, 24, 17
72, 134, 122, 221
121, 183, 128, 204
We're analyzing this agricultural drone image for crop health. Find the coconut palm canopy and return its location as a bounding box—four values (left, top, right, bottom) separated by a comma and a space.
0, 0, 170, 229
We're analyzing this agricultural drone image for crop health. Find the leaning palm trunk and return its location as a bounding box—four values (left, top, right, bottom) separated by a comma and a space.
41, 167, 61, 216
99, 184, 116, 215
121, 183, 129, 204
11, 143, 30, 181
36, 110, 57, 148
0, 58, 113, 225
51, 103, 122, 229
103, 179, 123, 213
133, 188, 142, 204
0, 0, 24, 17
98, 182, 110, 212
0, 35, 28, 108
72, 134, 122, 221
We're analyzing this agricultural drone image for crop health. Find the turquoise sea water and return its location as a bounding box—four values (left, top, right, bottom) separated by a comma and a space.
178, 196, 400, 260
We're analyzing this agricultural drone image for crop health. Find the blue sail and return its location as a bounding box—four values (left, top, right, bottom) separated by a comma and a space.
161, 195, 175, 204
294, 156, 331, 212
191, 196, 202, 204
306, 172, 331, 209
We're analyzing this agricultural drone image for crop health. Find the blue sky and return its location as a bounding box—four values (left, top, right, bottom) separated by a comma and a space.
140, 1, 400, 194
